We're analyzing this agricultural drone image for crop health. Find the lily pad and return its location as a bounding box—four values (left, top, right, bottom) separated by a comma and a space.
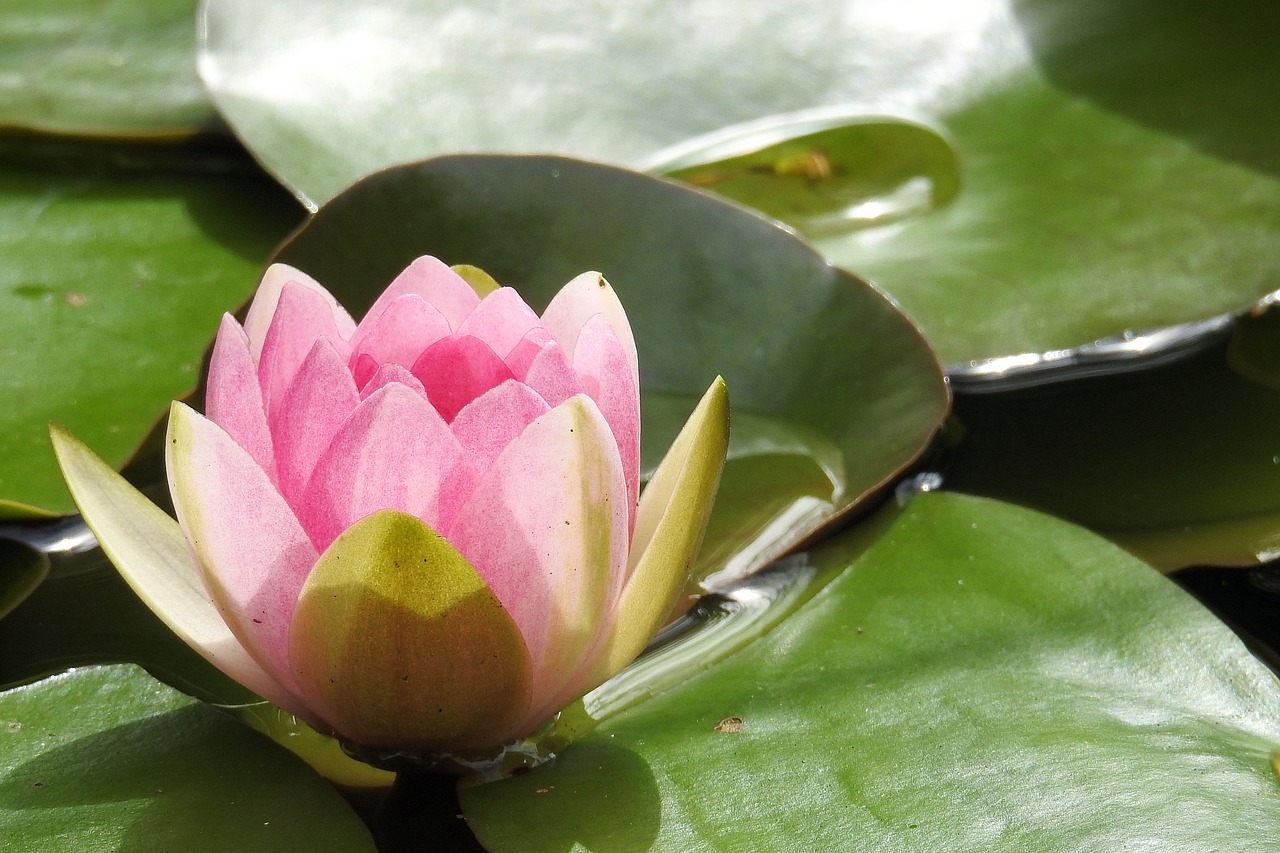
946, 307, 1280, 571
462, 492, 1280, 850
0, 664, 375, 851
0, 156, 301, 517
201, 0, 1280, 363
0, 0, 217, 137
274, 155, 949, 587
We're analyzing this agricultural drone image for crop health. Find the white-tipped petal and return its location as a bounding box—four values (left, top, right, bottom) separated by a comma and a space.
49, 424, 311, 720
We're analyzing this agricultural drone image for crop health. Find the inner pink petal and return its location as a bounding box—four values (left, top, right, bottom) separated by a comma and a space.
360, 362, 427, 401
451, 380, 551, 479
348, 294, 452, 378
411, 335, 515, 423
572, 315, 642, 527
504, 326, 556, 380
539, 272, 638, 379
296, 383, 477, 550
362, 256, 481, 332
205, 314, 276, 485
258, 282, 355, 424
456, 287, 542, 361
243, 264, 356, 360
270, 338, 360, 509
523, 340, 583, 408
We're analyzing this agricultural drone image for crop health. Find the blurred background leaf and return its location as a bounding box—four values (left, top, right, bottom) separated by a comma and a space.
201, 0, 1280, 364
0, 0, 217, 137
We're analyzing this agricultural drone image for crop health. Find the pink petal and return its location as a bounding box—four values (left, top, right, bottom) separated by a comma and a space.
298, 383, 476, 550
523, 340, 582, 408
504, 326, 556, 380
410, 335, 515, 423
348, 293, 452, 379
243, 264, 356, 360
167, 403, 320, 702
450, 379, 551, 479
456, 287, 542, 360
360, 362, 427, 400
205, 314, 276, 484
362, 256, 481, 332
540, 272, 638, 379
573, 314, 642, 526
270, 339, 360, 507
448, 394, 628, 727
258, 281, 355, 423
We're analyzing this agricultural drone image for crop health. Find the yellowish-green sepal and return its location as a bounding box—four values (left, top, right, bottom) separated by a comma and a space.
451, 263, 502, 297
591, 376, 730, 685
48, 423, 295, 710
289, 510, 534, 752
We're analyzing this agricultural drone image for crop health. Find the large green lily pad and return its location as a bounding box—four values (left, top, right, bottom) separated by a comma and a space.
0, 664, 375, 851
947, 307, 1280, 571
0, 0, 217, 137
463, 493, 1280, 849
274, 155, 949, 587
0, 155, 301, 517
200, 0, 1280, 362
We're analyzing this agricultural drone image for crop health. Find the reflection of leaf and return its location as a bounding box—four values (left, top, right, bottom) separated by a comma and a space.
0, 540, 46, 622
0, 156, 301, 517
0, 547, 249, 704
464, 493, 1280, 850
653, 114, 960, 238
0, 0, 218, 136
275, 155, 948, 585
0, 665, 375, 851
948, 310, 1280, 570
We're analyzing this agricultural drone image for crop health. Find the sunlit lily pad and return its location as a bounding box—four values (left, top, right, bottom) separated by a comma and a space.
202, 0, 1280, 363
463, 493, 1280, 850
0, 156, 301, 517
274, 155, 949, 587
947, 307, 1280, 571
0, 0, 217, 137
0, 664, 375, 851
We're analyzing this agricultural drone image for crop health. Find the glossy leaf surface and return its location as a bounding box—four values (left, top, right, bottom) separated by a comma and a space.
463, 493, 1280, 850
0, 665, 375, 851
0, 155, 301, 516
947, 308, 1280, 571
0, 0, 216, 136
201, 0, 1280, 363
274, 155, 948, 586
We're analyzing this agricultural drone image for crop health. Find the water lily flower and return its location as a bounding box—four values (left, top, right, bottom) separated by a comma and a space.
52, 256, 728, 755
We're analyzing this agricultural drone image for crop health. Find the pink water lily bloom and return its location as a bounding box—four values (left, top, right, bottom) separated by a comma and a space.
52, 256, 729, 755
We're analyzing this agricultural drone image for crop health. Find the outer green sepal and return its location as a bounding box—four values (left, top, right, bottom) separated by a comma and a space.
289, 510, 535, 752
591, 376, 730, 685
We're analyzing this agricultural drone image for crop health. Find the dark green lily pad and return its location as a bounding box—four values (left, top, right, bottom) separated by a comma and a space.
946, 307, 1280, 571
462, 492, 1280, 850
203, 0, 1280, 362
0, 0, 217, 137
0, 664, 375, 851
0, 540, 47, 622
0, 157, 301, 517
275, 155, 948, 587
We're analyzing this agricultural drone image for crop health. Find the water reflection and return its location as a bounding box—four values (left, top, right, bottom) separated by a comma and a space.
646, 109, 960, 238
